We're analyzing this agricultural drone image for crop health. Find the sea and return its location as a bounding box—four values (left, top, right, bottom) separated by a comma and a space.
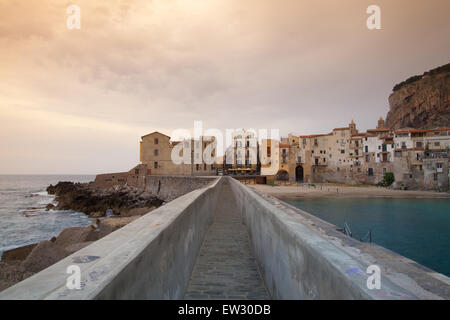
284, 197, 450, 277
0, 175, 95, 260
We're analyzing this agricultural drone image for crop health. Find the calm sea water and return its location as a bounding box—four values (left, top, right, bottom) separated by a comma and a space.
0, 175, 95, 259
284, 197, 450, 277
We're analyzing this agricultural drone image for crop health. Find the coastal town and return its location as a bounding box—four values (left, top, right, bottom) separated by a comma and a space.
94, 117, 450, 192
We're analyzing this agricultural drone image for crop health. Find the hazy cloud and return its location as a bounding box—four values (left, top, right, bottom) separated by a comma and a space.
0, 0, 449, 173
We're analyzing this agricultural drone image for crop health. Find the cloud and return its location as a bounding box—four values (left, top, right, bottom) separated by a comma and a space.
0, 0, 449, 173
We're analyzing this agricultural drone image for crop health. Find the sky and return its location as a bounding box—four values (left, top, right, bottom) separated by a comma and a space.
0, 0, 449, 174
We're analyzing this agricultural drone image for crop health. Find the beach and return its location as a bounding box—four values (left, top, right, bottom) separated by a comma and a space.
250, 184, 450, 199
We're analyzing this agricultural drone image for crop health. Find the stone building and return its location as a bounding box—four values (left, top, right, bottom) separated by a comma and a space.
140, 131, 217, 176
224, 129, 259, 175
262, 119, 449, 190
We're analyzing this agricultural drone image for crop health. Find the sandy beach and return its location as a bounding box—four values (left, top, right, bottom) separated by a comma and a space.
250, 184, 450, 199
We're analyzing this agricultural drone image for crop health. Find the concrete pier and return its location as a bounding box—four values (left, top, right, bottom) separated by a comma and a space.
0, 176, 448, 300
185, 184, 269, 300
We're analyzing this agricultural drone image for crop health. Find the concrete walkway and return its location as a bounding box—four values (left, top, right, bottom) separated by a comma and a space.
184, 183, 270, 300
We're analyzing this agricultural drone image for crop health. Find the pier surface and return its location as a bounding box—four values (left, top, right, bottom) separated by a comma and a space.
184, 184, 270, 300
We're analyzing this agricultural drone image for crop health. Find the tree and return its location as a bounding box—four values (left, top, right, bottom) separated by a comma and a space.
378, 172, 395, 187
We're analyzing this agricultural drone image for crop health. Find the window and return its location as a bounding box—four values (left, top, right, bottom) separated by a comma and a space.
365, 146, 368, 152
196, 164, 200, 171
341, 150, 345, 154
135, 169, 139, 174
154, 138, 159, 145
416, 141, 423, 148
368, 168, 374, 176
434, 142, 440, 147
365, 155, 370, 162
154, 162, 158, 169
204, 163, 206, 170
433, 173, 438, 181
154, 149, 158, 156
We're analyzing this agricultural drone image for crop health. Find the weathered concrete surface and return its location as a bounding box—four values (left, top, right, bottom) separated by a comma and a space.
145, 176, 216, 201
185, 183, 269, 300
0, 177, 222, 299
228, 177, 449, 300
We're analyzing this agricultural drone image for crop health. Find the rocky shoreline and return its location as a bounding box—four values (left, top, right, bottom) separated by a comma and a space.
0, 182, 164, 292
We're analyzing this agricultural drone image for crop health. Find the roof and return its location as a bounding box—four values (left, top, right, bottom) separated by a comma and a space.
141, 131, 171, 140
299, 133, 332, 138
367, 128, 390, 132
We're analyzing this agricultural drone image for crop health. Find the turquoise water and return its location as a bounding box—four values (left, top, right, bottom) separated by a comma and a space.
283, 197, 450, 277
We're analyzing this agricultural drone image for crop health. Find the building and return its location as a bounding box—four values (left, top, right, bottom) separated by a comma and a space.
262, 119, 450, 191
224, 129, 260, 175
140, 131, 217, 176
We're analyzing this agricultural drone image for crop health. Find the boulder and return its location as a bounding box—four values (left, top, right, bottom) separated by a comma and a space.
89, 211, 105, 218
120, 206, 154, 217
54, 226, 99, 247
20, 241, 69, 273
98, 216, 140, 238
0, 262, 34, 292
64, 241, 95, 255
1, 243, 38, 263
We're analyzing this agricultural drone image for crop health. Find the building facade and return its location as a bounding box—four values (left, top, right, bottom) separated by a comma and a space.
140, 131, 217, 176
263, 120, 450, 190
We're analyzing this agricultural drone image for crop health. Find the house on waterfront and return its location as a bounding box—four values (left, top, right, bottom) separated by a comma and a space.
262, 119, 450, 191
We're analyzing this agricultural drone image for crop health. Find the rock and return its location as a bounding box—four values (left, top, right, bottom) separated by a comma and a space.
1, 243, 38, 263
89, 211, 105, 218
46, 182, 163, 216
20, 241, 69, 273
120, 206, 154, 217
90, 218, 101, 230
386, 63, 450, 130
64, 241, 94, 255
45, 203, 55, 211
54, 226, 99, 247
0, 262, 34, 292
98, 216, 140, 238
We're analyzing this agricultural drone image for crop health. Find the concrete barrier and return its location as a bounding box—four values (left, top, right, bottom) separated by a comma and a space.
0, 177, 222, 300
228, 177, 447, 299
145, 176, 217, 201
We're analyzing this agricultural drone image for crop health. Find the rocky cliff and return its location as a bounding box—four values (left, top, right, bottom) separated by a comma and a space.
386, 63, 450, 130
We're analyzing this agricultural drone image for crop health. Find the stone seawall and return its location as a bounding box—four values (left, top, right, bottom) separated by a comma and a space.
145, 176, 217, 201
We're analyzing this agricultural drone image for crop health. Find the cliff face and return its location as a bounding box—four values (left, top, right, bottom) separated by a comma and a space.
386, 64, 450, 130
